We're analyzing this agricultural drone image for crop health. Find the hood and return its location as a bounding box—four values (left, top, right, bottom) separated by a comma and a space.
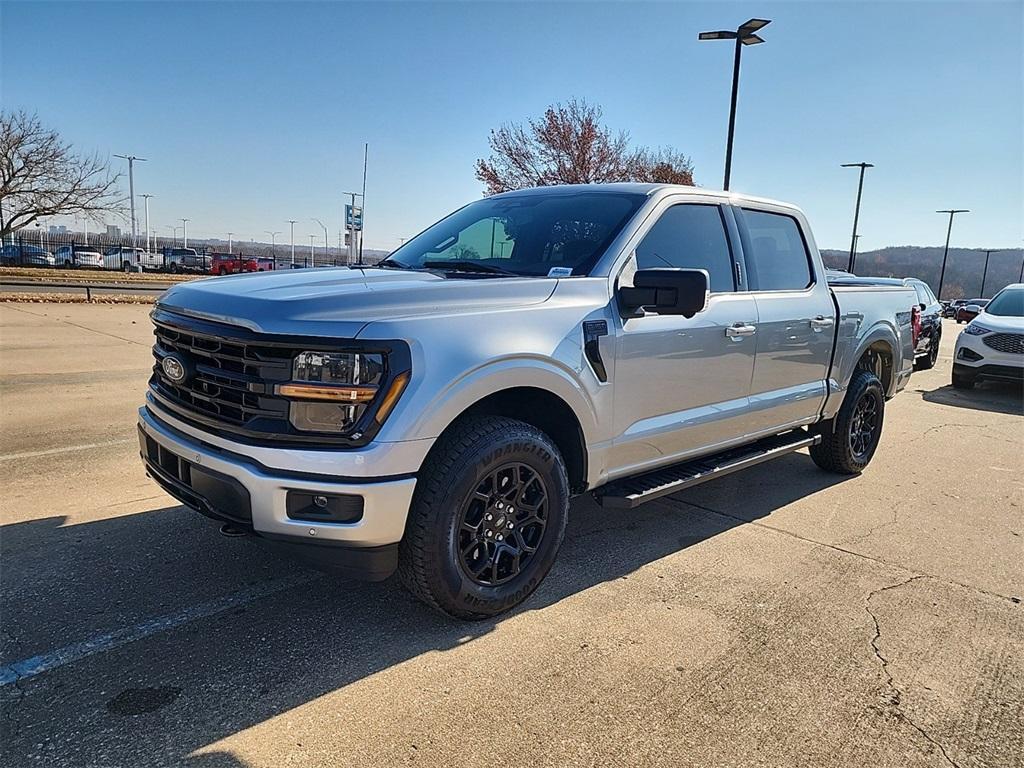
972, 311, 1024, 332
156, 267, 558, 338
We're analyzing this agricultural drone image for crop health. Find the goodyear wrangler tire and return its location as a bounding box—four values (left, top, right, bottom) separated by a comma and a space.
397, 416, 569, 620
810, 369, 885, 475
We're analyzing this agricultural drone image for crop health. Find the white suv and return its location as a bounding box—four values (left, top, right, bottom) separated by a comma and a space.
952, 284, 1024, 389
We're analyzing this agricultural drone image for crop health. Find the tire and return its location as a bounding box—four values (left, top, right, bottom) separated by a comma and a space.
398, 415, 569, 620
914, 335, 940, 371
952, 369, 975, 390
218, 266, 228, 276
811, 369, 885, 475
169, 262, 179, 274
122, 261, 131, 273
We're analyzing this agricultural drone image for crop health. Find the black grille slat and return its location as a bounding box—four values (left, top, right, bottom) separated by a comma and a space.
983, 333, 1024, 355
151, 320, 295, 432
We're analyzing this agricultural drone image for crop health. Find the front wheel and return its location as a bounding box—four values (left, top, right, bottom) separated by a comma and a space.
811, 369, 885, 475
122, 261, 132, 273
398, 416, 569, 620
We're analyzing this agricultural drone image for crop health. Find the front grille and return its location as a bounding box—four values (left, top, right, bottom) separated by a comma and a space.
983, 332, 1024, 355
151, 319, 294, 433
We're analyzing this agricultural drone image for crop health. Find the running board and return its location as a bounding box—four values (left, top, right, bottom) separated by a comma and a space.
595, 430, 821, 509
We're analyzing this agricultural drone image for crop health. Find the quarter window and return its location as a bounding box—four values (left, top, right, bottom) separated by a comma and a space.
635, 204, 735, 292
740, 209, 813, 291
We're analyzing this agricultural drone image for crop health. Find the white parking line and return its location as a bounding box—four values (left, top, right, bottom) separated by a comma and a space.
0, 572, 318, 687
0, 439, 135, 461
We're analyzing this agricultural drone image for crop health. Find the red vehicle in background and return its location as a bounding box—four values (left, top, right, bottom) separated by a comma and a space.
955, 299, 988, 324
210, 253, 258, 276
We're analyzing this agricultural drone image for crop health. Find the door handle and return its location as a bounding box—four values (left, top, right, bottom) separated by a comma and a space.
725, 323, 757, 339
810, 316, 835, 332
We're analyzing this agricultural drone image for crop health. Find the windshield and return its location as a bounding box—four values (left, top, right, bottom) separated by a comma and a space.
983, 287, 1024, 317
384, 191, 645, 277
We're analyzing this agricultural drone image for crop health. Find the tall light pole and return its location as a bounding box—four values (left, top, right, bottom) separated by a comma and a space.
699, 18, 770, 191
360, 142, 368, 263
265, 230, 280, 258
226, 232, 234, 255
286, 219, 297, 266
140, 194, 154, 253
841, 163, 873, 273
181, 218, 190, 249
980, 249, 995, 298
308, 234, 316, 263
936, 209, 969, 300
312, 218, 328, 262
113, 154, 147, 241
166, 225, 181, 246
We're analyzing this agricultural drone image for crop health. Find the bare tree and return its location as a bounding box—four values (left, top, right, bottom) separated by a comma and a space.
475, 99, 694, 194
0, 110, 123, 240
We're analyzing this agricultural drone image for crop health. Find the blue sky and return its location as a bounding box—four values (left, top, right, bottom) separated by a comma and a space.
3, 1, 1021, 252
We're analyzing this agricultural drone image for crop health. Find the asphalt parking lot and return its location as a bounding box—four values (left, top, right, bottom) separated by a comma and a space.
1, 303, 1021, 768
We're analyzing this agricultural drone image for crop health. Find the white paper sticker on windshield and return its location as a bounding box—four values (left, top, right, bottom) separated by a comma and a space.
547, 267, 573, 278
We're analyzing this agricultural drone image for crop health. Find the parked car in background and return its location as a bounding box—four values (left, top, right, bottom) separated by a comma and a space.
956, 300, 988, 324
946, 299, 970, 318
952, 284, 1024, 389
210, 253, 258, 276
164, 247, 206, 273
55, 245, 103, 269
255, 257, 277, 271
905, 277, 943, 370
140, 183, 918, 619
0, 244, 56, 266
103, 246, 164, 272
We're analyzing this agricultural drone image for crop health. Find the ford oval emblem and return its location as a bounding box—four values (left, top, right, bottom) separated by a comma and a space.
162, 354, 188, 385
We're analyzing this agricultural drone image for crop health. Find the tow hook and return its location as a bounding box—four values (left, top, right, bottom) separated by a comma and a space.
219, 523, 249, 538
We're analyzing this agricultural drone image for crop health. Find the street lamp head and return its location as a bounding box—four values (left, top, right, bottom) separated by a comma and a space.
739, 18, 772, 34
741, 34, 765, 46
841, 162, 875, 168
699, 30, 737, 40
936, 209, 970, 214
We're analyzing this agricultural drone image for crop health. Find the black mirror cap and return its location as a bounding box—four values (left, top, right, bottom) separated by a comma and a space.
619, 268, 709, 318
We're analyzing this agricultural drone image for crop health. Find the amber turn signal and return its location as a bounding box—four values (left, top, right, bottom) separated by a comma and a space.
375, 371, 410, 423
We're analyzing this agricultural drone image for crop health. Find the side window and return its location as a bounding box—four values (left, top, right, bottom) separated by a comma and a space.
912, 283, 929, 306
740, 209, 813, 291
635, 204, 734, 292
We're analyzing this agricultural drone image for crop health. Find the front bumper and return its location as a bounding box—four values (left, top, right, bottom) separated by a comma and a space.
138, 406, 419, 579
953, 331, 1024, 382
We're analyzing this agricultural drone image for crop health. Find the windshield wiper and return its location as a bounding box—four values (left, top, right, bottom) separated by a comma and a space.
374, 257, 413, 270
422, 260, 518, 276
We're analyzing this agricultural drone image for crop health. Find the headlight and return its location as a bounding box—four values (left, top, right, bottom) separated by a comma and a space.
278, 352, 383, 433
963, 323, 993, 336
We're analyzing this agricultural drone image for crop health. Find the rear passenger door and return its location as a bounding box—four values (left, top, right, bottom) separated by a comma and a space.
735, 207, 835, 433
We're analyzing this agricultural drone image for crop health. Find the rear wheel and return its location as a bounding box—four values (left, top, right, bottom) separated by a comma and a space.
914, 334, 940, 371
218, 266, 228, 276
169, 262, 179, 274
398, 416, 569, 620
122, 261, 131, 273
811, 369, 885, 475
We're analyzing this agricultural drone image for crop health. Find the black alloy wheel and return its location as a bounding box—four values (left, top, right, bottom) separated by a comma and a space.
848, 391, 880, 462
457, 462, 549, 586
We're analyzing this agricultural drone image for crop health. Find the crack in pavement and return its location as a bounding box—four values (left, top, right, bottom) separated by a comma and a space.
866, 575, 963, 768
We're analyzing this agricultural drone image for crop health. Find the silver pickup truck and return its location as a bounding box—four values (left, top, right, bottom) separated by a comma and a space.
139, 184, 917, 618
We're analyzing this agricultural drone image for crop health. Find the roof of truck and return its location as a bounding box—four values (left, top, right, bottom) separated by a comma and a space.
492, 183, 801, 211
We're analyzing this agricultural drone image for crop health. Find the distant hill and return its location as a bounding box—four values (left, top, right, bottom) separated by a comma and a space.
821, 246, 1023, 300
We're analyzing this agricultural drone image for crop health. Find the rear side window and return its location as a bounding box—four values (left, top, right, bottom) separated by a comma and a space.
911, 282, 930, 306
635, 204, 735, 292
740, 209, 813, 291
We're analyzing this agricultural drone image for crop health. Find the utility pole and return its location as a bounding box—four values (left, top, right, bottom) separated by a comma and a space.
227, 232, 234, 255
698, 19, 770, 191
113, 154, 147, 242
140, 194, 154, 252
936, 209, 969, 300
287, 220, 297, 266
841, 163, 873, 273
181, 218, 190, 249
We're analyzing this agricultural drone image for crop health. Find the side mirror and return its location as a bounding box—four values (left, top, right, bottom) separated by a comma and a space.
618, 268, 709, 318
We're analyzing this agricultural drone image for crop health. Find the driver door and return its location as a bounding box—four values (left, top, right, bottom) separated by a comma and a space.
609, 202, 757, 478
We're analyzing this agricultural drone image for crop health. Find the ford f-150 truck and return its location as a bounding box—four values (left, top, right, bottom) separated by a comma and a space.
139, 184, 917, 618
